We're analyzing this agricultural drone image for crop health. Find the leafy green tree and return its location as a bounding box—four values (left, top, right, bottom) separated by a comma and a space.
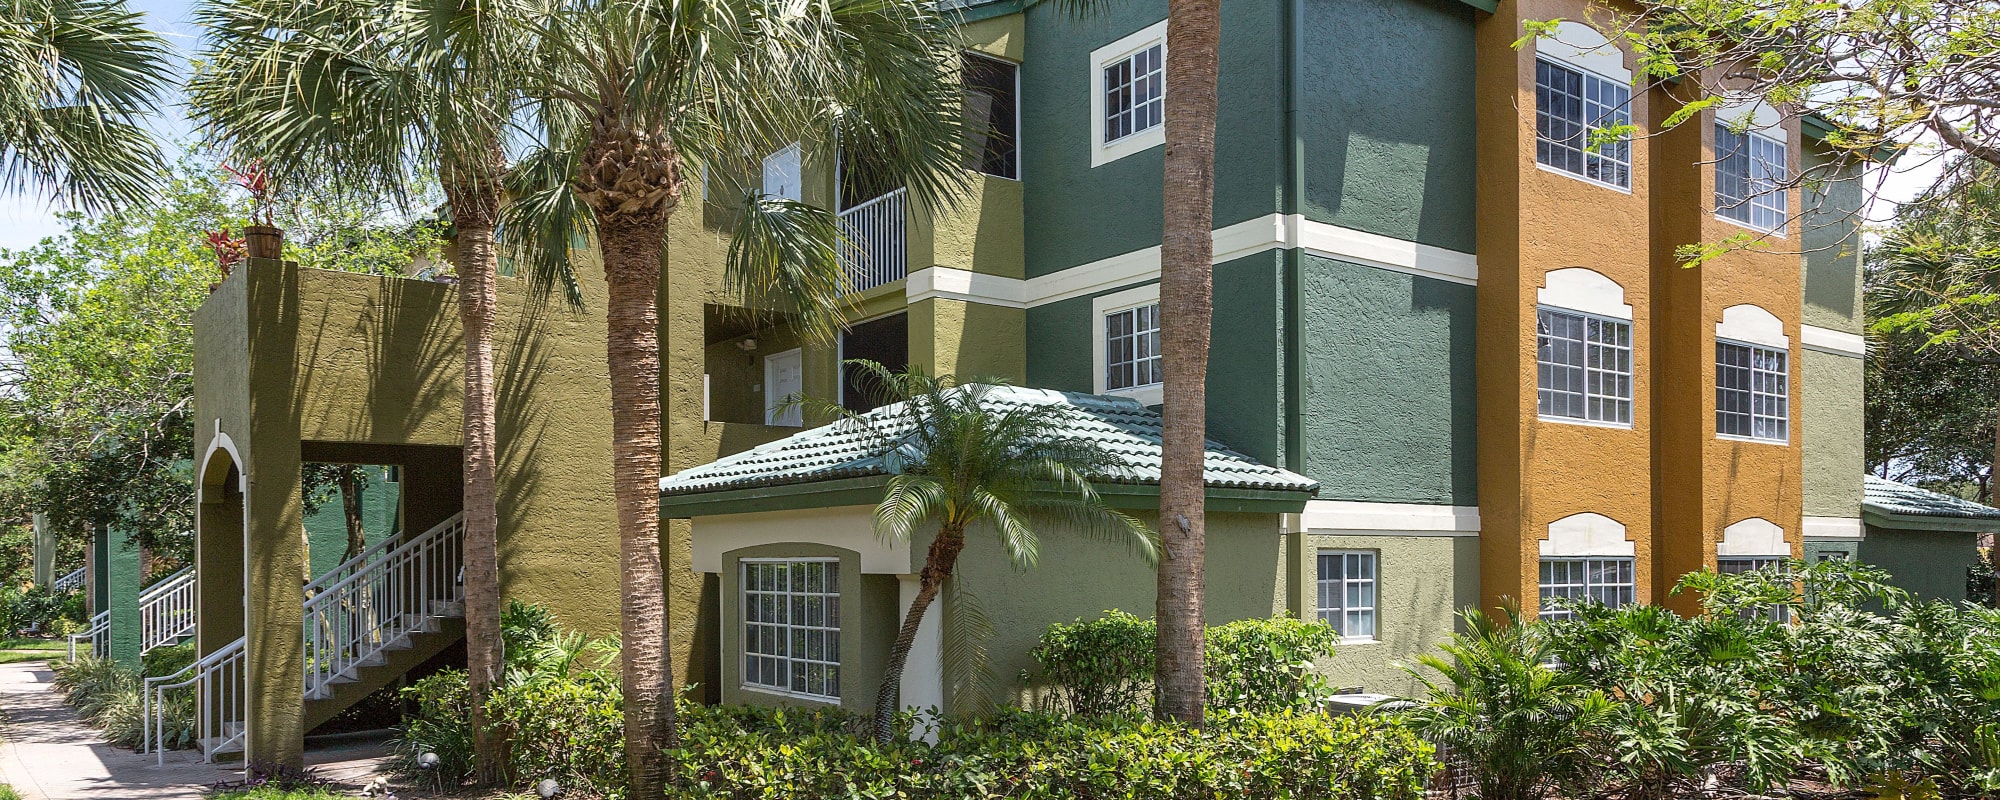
797, 361, 1155, 743
0, 0, 172, 210
501, 0, 967, 789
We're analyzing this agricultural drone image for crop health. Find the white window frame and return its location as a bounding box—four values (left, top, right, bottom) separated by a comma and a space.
1091, 283, 1163, 406
762, 142, 803, 202
1533, 56, 1634, 191
1316, 550, 1378, 644
1715, 338, 1788, 444
1538, 557, 1635, 621
1536, 306, 1633, 427
1714, 124, 1788, 234
740, 557, 841, 702
1089, 20, 1168, 168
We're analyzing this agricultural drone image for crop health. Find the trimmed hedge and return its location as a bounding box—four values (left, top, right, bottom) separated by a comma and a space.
671, 704, 1435, 800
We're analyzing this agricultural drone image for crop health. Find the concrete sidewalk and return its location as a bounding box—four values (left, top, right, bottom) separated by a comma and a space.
0, 659, 391, 799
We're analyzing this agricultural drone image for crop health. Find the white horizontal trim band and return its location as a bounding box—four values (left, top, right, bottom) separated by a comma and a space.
907, 215, 1479, 310
1803, 516, 1864, 540
1801, 325, 1865, 357
1293, 500, 1481, 534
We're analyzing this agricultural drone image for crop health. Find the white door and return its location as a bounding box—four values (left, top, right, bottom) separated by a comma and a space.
764, 348, 803, 426
762, 143, 802, 202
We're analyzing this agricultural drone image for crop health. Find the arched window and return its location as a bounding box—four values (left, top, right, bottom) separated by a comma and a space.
1534, 22, 1634, 189
1537, 269, 1633, 426
1539, 512, 1635, 619
1715, 305, 1789, 443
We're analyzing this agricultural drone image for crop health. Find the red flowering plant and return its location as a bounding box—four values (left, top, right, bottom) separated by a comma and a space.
223, 161, 274, 226
205, 229, 246, 275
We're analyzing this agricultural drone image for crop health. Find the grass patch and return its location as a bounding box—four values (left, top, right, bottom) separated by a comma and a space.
0, 783, 19, 800
209, 790, 350, 800
0, 650, 59, 665
0, 638, 66, 651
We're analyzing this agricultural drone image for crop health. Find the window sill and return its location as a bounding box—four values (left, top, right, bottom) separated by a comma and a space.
1716, 433, 1789, 447
1714, 214, 1787, 239
739, 684, 841, 705
1338, 637, 1380, 646
1533, 162, 1634, 195
1537, 415, 1634, 431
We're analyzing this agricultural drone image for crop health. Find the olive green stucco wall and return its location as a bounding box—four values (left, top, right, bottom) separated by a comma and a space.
1302, 255, 1477, 504
1857, 526, 1980, 604
1802, 350, 1865, 518
1300, 0, 1478, 252
1018, 0, 1280, 275
1301, 533, 1476, 696
953, 512, 1287, 710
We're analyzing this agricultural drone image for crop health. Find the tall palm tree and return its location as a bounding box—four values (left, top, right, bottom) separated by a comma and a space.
804, 361, 1156, 743
503, 0, 966, 792
0, 0, 171, 211
1053, 0, 1225, 726
187, 0, 533, 779
1151, 0, 1222, 726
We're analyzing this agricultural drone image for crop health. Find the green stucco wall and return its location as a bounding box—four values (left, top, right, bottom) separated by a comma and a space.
1801, 147, 1865, 334
1301, 533, 1476, 696
302, 467, 402, 581
105, 528, 143, 668
953, 512, 1286, 710
1858, 526, 1981, 604
1802, 349, 1865, 518
1024, 254, 1284, 466
1300, 0, 1478, 252
1302, 255, 1477, 504
1018, 0, 1281, 275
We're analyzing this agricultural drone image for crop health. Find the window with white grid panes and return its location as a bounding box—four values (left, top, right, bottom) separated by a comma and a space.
1719, 557, 1791, 622
741, 559, 840, 700
1535, 58, 1632, 189
1104, 302, 1162, 392
1539, 558, 1635, 620
1715, 125, 1788, 231
1316, 551, 1377, 641
1102, 43, 1163, 144
1716, 340, 1788, 442
1537, 307, 1632, 425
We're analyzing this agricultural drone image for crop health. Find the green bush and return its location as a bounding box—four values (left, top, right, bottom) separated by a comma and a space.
388, 669, 477, 791
48, 654, 193, 750
1030, 612, 1339, 715
487, 673, 625, 796
0, 585, 80, 637
669, 703, 1435, 800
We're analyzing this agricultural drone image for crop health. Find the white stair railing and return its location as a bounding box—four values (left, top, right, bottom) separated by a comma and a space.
67, 610, 108, 661
303, 512, 463, 700
838, 188, 908, 293
140, 568, 198, 654
52, 566, 85, 593
143, 636, 245, 764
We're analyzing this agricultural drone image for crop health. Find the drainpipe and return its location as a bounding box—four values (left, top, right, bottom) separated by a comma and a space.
1281, 0, 1305, 476
1280, 0, 1309, 619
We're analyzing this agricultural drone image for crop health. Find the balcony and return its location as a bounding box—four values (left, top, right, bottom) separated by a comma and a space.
837, 188, 908, 293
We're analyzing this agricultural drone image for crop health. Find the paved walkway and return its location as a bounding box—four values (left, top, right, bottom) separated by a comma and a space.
0, 659, 392, 800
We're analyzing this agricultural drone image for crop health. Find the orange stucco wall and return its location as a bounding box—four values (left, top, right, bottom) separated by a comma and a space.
1476, 0, 1657, 617
1477, 0, 1806, 618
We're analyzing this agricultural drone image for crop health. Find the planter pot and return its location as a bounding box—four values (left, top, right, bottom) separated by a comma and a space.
243, 225, 283, 260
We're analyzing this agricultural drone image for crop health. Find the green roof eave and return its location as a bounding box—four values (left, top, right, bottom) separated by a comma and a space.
1863, 508, 1999, 534
659, 475, 1313, 519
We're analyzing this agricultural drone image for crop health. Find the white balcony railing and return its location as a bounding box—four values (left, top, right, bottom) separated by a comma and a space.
139, 568, 198, 654
67, 610, 108, 661
52, 566, 86, 593
838, 188, 908, 293
144, 636, 245, 763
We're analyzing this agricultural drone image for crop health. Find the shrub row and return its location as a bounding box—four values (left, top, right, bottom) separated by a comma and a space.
49, 645, 198, 750
1028, 612, 1338, 716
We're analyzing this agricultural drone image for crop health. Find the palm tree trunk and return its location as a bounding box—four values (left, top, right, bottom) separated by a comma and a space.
874, 529, 966, 744
598, 212, 677, 797
1153, 0, 1221, 727
1986, 400, 2000, 504
444, 174, 507, 786
337, 467, 365, 562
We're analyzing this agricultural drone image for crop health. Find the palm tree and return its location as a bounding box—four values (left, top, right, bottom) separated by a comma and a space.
0, 0, 171, 211
1052, 0, 1224, 726
187, 0, 531, 779
801, 361, 1157, 743
502, 0, 967, 792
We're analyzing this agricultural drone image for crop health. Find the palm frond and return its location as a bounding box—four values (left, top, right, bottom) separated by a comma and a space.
724, 193, 849, 343
0, 0, 171, 210
499, 145, 588, 307
941, 579, 997, 718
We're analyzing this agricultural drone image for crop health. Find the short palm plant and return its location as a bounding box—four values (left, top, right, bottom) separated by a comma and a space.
803, 361, 1157, 743
1402, 602, 1614, 800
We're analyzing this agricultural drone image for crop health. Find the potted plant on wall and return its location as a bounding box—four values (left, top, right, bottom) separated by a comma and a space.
225, 161, 281, 259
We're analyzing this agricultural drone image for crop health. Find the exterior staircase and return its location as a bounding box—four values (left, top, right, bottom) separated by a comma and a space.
144, 512, 465, 763
140, 567, 198, 654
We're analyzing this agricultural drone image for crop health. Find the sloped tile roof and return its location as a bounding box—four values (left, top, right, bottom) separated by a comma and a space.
659, 385, 1318, 497
1864, 476, 2000, 522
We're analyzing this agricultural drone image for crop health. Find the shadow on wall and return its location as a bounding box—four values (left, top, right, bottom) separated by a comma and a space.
290, 271, 459, 444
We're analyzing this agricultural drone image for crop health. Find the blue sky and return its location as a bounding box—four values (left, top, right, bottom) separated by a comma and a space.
0, 2, 1950, 253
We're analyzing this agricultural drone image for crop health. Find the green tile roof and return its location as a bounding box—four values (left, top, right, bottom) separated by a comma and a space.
660, 385, 1318, 498
1863, 476, 2000, 532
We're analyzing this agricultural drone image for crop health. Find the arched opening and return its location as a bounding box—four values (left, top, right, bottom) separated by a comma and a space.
197, 444, 246, 657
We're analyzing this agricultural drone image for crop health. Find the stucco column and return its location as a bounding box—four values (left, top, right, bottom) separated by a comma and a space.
896, 575, 944, 733
243, 446, 307, 770
105, 527, 144, 668
32, 513, 54, 586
